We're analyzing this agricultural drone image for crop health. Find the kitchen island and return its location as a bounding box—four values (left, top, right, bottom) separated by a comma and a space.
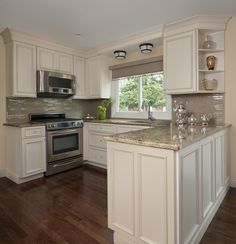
106, 124, 230, 244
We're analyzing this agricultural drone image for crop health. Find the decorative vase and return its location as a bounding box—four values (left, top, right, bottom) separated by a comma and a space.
98, 109, 106, 120
206, 56, 216, 70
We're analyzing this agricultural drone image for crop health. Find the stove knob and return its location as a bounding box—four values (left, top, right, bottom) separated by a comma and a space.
71, 122, 76, 127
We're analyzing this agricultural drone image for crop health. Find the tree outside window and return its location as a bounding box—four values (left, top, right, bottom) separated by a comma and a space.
118, 72, 166, 112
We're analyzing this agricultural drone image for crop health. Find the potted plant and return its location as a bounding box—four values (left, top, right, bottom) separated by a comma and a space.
97, 98, 112, 120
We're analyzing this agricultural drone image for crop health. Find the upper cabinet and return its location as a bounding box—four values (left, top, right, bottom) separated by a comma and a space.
164, 30, 197, 93
73, 56, 86, 99
37, 47, 74, 74
163, 16, 228, 94
5, 41, 37, 97
85, 56, 111, 99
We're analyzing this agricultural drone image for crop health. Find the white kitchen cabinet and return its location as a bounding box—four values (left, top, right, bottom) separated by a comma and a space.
22, 137, 46, 177
37, 47, 74, 74
6, 126, 46, 184
83, 122, 149, 168
73, 56, 86, 98
178, 143, 200, 244
107, 128, 229, 244
200, 136, 214, 219
6, 41, 37, 97
163, 16, 228, 94
85, 56, 111, 98
164, 30, 197, 94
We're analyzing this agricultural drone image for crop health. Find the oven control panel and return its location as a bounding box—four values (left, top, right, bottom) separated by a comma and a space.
47, 120, 83, 130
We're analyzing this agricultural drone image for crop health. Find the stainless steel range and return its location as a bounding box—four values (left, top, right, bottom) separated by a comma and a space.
30, 113, 83, 176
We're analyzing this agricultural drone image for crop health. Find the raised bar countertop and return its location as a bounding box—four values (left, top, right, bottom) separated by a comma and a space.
105, 123, 231, 151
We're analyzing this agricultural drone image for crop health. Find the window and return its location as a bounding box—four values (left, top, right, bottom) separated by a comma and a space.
112, 71, 171, 120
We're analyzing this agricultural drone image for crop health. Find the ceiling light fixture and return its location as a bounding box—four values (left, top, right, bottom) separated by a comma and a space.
139, 43, 153, 54
114, 50, 127, 60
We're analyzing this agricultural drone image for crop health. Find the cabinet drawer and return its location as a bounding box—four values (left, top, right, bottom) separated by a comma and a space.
88, 124, 114, 134
88, 133, 107, 149
88, 147, 107, 165
22, 126, 45, 139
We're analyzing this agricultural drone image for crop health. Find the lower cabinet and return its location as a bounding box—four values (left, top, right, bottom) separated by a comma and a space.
6, 126, 46, 184
107, 128, 230, 244
83, 122, 150, 168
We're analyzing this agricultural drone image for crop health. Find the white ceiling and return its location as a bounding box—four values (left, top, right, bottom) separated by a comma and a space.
0, 0, 235, 50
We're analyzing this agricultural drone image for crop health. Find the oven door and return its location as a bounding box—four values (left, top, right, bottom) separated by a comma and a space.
47, 128, 83, 162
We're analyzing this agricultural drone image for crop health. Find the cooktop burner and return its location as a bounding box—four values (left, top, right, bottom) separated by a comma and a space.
29, 113, 83, 130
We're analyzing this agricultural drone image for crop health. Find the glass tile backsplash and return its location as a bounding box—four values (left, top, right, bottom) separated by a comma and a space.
6, 97, 105, 123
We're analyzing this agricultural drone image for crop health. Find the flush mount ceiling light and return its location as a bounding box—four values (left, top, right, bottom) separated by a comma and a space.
114, 50, 127, 60
139, 43, 154, 54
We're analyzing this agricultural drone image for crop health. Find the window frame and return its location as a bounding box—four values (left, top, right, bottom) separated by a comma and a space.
111, 72, 172, 120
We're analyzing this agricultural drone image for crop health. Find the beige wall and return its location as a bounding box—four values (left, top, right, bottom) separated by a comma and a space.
0, 36, 6, 176
225, 16, 236, 183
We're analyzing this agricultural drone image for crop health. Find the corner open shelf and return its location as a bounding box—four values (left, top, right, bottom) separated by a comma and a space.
198, 30, 225, 93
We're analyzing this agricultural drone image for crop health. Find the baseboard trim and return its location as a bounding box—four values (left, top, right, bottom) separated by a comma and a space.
6, 170, 44, 184
230, 179, 236, 188
191, 184, 230, 244
85, 160, 107, 170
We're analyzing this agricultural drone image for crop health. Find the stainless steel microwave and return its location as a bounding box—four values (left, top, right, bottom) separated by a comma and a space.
37, 70, 76, 98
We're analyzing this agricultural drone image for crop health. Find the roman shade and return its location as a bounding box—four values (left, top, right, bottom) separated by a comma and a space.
109, 56, 163, 80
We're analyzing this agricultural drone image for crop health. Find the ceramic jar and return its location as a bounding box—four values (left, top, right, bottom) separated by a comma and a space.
206, 56, 216, 70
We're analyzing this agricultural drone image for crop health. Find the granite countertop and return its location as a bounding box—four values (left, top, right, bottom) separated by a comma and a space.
4, 122, 46, 128
105, 124, 231, 151
83, 118, 169, 127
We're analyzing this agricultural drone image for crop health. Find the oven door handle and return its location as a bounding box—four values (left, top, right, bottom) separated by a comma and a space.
52, 158, 79, 168
48, 129, 80, 136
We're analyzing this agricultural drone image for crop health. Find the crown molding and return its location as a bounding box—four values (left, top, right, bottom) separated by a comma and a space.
85, 24, 164, 57
1, 28, 86, 57
164, 15, 232, 36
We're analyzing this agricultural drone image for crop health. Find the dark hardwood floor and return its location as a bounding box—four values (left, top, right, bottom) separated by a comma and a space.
0, 165, 235, 244
200, 187, 236, 244
0, 165, 113, 244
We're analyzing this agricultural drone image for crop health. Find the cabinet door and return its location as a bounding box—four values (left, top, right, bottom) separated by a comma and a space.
201, 137, 214, 219
136, 152, 168, 244
73, 56, 86, 98
13, 42, 36, 97
22, 137, 46, 177
179, 144, 200, 244
86, 56, 100, 98
37, 47, 56, 71
164, 30, 197, 94
108, 145, 135, 236
58, 53, 73, 74
215, 132, 224, 199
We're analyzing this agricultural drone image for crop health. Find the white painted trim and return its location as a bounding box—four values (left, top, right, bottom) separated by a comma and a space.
230, 179, 236, 188
1, 28, 86, 57
6, 170, 44, 184
87, 24, 164, 56
164, 15, 231, 37
111, 75, 172, 120
84, 161, 107, 169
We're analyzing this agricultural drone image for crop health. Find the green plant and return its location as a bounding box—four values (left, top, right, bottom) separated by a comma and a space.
97, 98, 112, 120
97, 98, 112, 111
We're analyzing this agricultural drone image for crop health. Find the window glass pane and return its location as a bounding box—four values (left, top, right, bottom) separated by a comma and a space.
141, 72, 166, 112
118, 76, 139, 112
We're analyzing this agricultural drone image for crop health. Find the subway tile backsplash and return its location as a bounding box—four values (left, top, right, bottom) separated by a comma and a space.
7, 94, 225, 126
172, 93, 225, 125
6, 97, 104, 123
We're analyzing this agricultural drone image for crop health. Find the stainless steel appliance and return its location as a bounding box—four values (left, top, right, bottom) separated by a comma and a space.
37, 70, 76, 98
30, 113, 83, 176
